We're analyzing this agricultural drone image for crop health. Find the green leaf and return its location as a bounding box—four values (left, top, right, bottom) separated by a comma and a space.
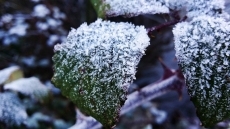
173, 16, 230, 127
52, 51, 126, 128
52, 19, 149, 128
90, 0, 110, 18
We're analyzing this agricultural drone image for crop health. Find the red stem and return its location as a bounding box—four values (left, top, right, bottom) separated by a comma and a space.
147, 16, 187, 33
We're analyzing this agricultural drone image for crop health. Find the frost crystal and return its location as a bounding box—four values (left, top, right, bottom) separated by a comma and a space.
97, 0, 227, 18
168, 0, 227, 19
173, 15, 230, 126
4, 77, 50, 100
185, 0, 226, 19
103, 0, 169, 17
54, 19, 149, 90
52, 19, 149, 127
0, 92, 28, 125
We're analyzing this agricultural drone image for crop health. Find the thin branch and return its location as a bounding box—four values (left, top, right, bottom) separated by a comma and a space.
147, 16, 187, 33
120, 73, 184, 115
68, 109, 102, 129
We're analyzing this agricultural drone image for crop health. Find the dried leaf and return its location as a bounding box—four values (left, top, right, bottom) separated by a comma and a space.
0, 66, 23, 85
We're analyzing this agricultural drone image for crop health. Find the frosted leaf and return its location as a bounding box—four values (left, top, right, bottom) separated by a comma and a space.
173, 15, 230, 127
99, 0, 169, 17
186, 0, 226, 19
0, 66, 23, 85
4, 77, 50, 100
167, 0, 227, 19
52, 19, 150, 128
0, 92, 28, 125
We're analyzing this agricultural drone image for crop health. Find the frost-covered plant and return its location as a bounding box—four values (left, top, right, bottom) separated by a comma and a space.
52, 19, 150, 127
173, 15, 230, 127
102, 0, 169, 17
52, 0, 230, 128
168, 0, 227, 19
92, 0, 226, 19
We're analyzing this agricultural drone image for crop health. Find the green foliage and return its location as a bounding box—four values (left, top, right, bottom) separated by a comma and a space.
90, 0, 110, 18
52, 51, 126, 128
52, 19, 149, 128
174, 16, 230, 127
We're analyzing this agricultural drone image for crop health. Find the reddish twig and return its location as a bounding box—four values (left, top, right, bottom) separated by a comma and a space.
147, 16, 187, 33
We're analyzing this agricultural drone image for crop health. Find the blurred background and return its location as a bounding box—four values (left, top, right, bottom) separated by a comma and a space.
1, 0, 230, 129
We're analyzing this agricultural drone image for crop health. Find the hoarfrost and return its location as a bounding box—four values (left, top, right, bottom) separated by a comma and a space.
173, 15, 230, 126
185, 0, 226, 19
52, 19, 149, 127
98, 0, 227, 19
54, 19, 149, 90
103, 0, 169, 17
0, 92, 28, 125
168, 0, 227, 19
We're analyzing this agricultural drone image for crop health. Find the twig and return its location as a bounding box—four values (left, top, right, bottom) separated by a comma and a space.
120, 73, 183, 115
147, 16, 187, 33
68, 109, 102, 129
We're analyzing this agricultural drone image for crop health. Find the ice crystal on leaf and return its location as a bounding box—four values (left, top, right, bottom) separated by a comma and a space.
168, 0, 227, 19
52, 19, 149, 128
185, 0, 226, 19
173, 15, 230, 127
92, 0, 226, 19
102, 0, 169, 17
0, 92, 28, 125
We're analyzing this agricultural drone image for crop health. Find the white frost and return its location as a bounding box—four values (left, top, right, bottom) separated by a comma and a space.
54, 19, 150, 90
100, 0, 227, 19
167, 0, 227, 19
173, 15, 230, 121
103, 0, 169, 17
4, 77, 50, 100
